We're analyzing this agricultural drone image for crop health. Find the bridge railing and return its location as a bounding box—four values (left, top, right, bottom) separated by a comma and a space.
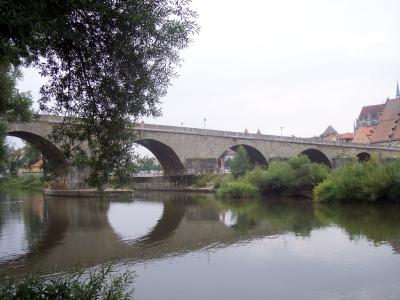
138, 123, 400, 151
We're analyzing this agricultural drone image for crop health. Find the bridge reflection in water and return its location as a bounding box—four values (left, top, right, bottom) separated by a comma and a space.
0, 192, 399, 278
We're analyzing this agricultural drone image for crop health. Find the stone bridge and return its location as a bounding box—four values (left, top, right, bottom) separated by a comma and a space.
6, 115, 400, 188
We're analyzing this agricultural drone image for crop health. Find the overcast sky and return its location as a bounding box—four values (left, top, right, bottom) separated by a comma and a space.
17, 0, 400, 139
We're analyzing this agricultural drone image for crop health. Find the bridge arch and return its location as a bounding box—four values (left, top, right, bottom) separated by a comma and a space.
135, 139, 185, 175
357, 152, 371, 162
300, 148, 332, 168
218, 144, 268, 169
6, 130, 67, 174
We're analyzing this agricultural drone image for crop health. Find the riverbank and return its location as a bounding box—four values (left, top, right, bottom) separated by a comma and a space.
0, 175, 48, 192
217, 155, 329, 199
216, 156, 400, 204
314, 158, 400, 203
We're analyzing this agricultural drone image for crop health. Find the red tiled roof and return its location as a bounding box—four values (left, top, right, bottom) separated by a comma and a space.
353, 127, 375, 144
357, 126, 375, 135
31, 159, 43, 168
358, 104, 384, 120
370, 99, 400, 142
336, 133, 354, 139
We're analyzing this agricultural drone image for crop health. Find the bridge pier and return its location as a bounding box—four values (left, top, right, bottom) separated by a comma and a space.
48, 167, 89, 190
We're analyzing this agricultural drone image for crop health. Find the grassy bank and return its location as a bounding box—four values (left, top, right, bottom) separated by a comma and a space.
217, 155, 329, 199
0, 266, 134, 299
0, 175, 48, 192
314, 158, 400, 203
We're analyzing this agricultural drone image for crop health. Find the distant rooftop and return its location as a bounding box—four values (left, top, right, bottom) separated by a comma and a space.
321, 125, 337, 138
358, 104, 384, 120
370, 98, 400, 143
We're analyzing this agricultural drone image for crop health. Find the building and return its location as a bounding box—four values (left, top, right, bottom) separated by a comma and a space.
355, 104, 384, 129
219, 149, 235, 172
321, 126, 353, 143
352, 126, 375, 144
370, 98, 400, 146
320, 125, 338, 139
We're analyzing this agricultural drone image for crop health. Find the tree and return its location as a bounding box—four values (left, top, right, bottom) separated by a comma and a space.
225, 157, 233, 170
230, 146, 250, 178
1, 0, 198, 186
137, 156, 162, 172
0, 62, 33, 165
21, 144, 42, 169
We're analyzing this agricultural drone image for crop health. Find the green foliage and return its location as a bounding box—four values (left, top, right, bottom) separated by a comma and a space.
21, 144, 41, 169
193, 173, 224, 188
0, 266, 134, 300
0, 175, 47, 192
0, 62, 32, 122
253, 156, 329, 196
1, 0, 198, 187
216, 155, 329, 199
287, 155, 330, 195
0, 143, 42, 176
193, 175, 209, 188
217, 179, 259, 199
230, 146, 250, 178
224, 157, 233, 170
136, 157, 161, 172
0, 61, 33, 163
257, 161, 295, 195
314, 158, 400, 203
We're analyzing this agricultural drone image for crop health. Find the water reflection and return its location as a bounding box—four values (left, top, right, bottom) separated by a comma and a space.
0, 191, 399, 279
108, 201, 164, 242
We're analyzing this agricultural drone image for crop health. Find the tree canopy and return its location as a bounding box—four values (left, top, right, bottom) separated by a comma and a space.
0, 0, 198, 186
230, 146, 250, 178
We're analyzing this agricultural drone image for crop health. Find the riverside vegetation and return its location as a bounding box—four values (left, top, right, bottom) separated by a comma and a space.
0, 174, 47, 192
217, 154, 329, 199
0, 267, 134, 300
314, 158, 400, 203
217, 146, 400, 203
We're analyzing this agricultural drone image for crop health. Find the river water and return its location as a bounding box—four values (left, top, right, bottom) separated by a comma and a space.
0, 191, 399, 300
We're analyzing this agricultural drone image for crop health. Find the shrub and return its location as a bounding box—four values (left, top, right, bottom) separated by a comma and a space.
0, 175, 47, 192
314, 159, 400, 203
217, 180, 259, 199
193, 173, 224, 188
230, 146, 250, 178
193, 175, 209, 188
254, 156, 329, 196
216, 155, 330, 199
257, 161, 294, 195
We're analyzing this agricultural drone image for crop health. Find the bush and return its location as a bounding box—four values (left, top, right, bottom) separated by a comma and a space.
257, 161, 294, 195
254, 156, 329, 196
314, 158, 400, 203
0, 266, 134, 300
0, 174, 47, 192
216, 155, 330, 199
193, 173, 224, 188
193, 175, 209, 188
230, 146, 250, 178
217, 180, 259, 199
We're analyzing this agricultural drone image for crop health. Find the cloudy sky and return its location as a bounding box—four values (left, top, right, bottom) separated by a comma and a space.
17, 0, 400, 139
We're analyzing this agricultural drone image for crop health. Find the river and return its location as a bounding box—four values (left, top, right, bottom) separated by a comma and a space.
0, 192, 399, 300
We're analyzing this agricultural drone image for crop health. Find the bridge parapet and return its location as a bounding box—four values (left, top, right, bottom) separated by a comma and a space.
138, 123, 400, 151
8, 114, 400, 152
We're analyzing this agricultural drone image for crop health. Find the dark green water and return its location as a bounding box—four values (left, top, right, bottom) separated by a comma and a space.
0, 192, 399, 300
